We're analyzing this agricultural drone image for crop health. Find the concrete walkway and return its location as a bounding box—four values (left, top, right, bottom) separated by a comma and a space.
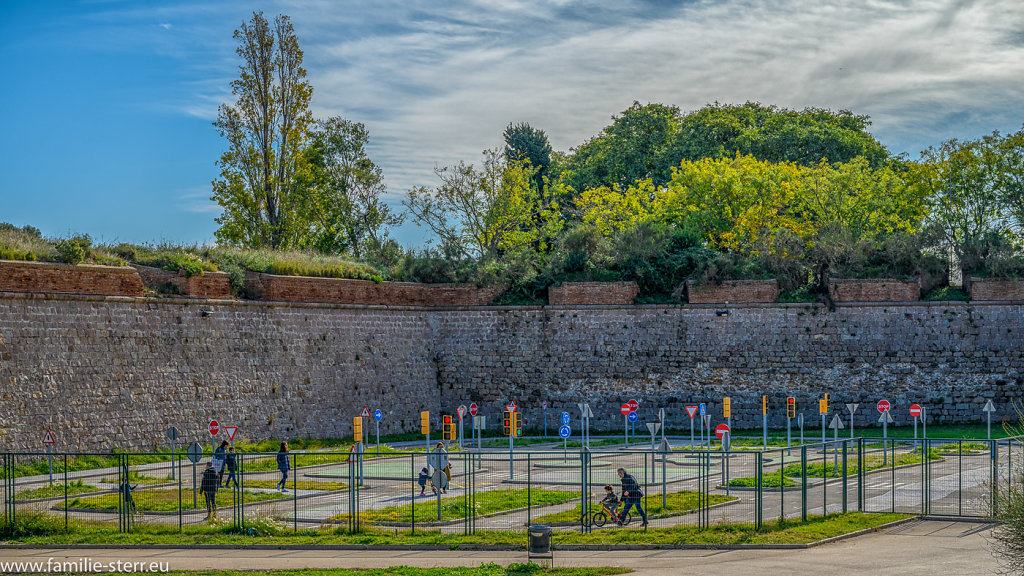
0, 521, 1000, 575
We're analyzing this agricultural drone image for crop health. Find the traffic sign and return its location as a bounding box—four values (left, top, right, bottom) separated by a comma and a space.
469, 403, 478, 416
699, 403, 706, 416
685, 406, 698, 419
646, 422, 661, 436
225, 426, 238, 441
715, 423, 731, 440
209, 420, 220, 436
909, 404, 922, 418
42, 430, 54, 444
186, 442, 203, 463
506, 403, 517, 413
628, 411, 638, 422
360, 406, 370, 418
845, 403, 859, 415
627, 399, 639, 412
457, 405, 466, 421
542, 400, 548, 411
621, 403, 631, 416
658, 408, 665, 422
559, 425, 571, 438
879, 410, 895, 424
374, 409, 383, 422
560, 411, 570, 425
828, 415, 844, 430
167, 427, 179, 441
877, 400, 890, 413
509, 400, 517, 410
983, 400, 996, 413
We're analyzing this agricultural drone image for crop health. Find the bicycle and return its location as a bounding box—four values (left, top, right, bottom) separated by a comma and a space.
583, 505, 631, 528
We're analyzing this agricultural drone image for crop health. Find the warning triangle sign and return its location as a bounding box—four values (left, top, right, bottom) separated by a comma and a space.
43, 430, 54, 444
685, 406, 698, 419
360, 406, 370, 418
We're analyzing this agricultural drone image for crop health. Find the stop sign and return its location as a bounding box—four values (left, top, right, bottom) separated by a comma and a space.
620, 403, 631, 416
877, 400, 891, 413
469, 403, 478, 416
909, 404, 922, 418
715, 423, 731, 440
209, 420, 220, 436
627, 399, 639, 412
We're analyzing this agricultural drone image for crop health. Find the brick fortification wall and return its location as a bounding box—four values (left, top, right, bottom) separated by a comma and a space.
969, 277, 1024, 301
133, 265, 232, 299
246, 271, 498, 306
686, 279, 780, 304
548, 282, 639, 305
0, 260, 144, 297
829, 278, 921, 302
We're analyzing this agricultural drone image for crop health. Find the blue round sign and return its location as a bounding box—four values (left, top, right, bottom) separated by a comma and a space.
558, 425, 571, 438
627, 411, 638, 422
560, 411, 570, 425
374, 409, 383, 422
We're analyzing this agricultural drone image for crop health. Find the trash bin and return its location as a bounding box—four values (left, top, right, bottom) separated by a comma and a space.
528, 524, 552, 555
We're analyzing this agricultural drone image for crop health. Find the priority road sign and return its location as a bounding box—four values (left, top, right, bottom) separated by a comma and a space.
225, 426, 238, 441
685, 406, 698, 419
877, 400, 890, 413
560, 411, 570, 425
167, 427, 179, 441
43, 430, 54, 444
374, 409, 383, 422
469, 403, 478, 416
559, 425, 571, 438
909, 404, 922, 418
621, 403, 631, 416
209, 420, 220, 436
628, 411, 638, 422
715, 423, 730, 440
360, 406, 370, 418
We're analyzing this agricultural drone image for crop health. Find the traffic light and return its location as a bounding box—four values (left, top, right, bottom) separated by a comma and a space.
819, 393, 830, 414
420, 411, 430, 435
513, 412, 521, 437
353, 416, 363, 443
762, 395, 768, 416
442, 414, 456, 441
723, 397, 731, 419
787, 397, 796, 419
503, 410, 513, 436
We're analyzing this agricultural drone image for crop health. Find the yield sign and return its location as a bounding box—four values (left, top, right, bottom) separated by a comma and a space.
457, 405, 466, 421
506, 403, 517, 413
225, 426, 238, 441
43, 430, 54, 444
360, 406, 371, 418
685, 406, 698, 419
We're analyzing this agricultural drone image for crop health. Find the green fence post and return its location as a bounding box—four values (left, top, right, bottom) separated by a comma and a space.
891, 440, 896, 513
992, 439, 999, 518
841, 440, 847, 514
527, 453, 532, 528
177, 455, 183, 533
63, 454, 68, 532
293, 453, 298, 533
822, 442, 827, 515
857, 438, 864, 512
800, 445, 807, 522
755, 451, 763, 529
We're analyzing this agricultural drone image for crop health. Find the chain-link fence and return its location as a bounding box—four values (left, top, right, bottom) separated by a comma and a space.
0, 436, 1019, 535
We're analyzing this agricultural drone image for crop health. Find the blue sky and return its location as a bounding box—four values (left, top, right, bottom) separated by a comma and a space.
2, 0, 1023, 248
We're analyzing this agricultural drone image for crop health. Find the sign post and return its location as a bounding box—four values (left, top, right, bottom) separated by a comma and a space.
686, 406, 698, 449
699, 403, 707, 448
208, 419, 219, 460
577, 403, 593, 449
829, 414, 844, 470
715, 424, 731, 494
909, 404, 922, 440
506, 401, 518, 479
628, 399, 639, 439
798, 413, 804, 446
786, 397, 795, 451
845, 403, 858, 440
819, 394, 829, 443
621, 403, 631, 447
658, 408, 667, 443
374, 409, 383, 455
167, 427, 179, 480
923, 406, 928, 439
186, 442, 202, 508
646, 422, 662, 482
984, 400, 996, 440
559, 422, 571, 462
878, 405, 894, 465
457, 405, 466, 452
542, 400, 549, 438
762, 395, 768, 450
43, 430, 55, 485
723, 396, 731, 433
469, 403, 479, 449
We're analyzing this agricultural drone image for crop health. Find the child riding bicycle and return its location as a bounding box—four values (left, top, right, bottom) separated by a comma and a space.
600, 484, 620, 516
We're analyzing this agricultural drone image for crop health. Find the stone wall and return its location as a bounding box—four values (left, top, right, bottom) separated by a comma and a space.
548, 282, 639, 305
133, 265, 232, 299
0, 293, 437, 451
245, 271, 498, 307
829, 277, 921, 302
968, 277, 1024, 302
0, 260, 144, 297
685, 279, 780, 304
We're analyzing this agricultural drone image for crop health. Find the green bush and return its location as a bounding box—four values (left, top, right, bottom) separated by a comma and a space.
54, 235, 92, 265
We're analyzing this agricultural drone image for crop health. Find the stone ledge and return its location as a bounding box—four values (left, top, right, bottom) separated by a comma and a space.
0, 259, 144, 297
967, 277, 1024, 301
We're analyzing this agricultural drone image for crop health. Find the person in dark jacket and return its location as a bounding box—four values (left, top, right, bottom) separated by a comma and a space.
417, 467, 431, 496
214, 440, 229, 484
223, 446, 238, 488
200, 462, 220, 521
276, 442, 290, 492
616, 467, 648, 526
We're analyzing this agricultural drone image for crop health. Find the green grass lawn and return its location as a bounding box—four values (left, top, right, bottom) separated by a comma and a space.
241, 479, 348, 491
15, 480, 100, 500
100, 471, 171, 485
533, 490, 735, 523
728, 470, 798, 488
329, 489, 577, 524
64, 488, 286, 512
3, 511, 909, 547
780, 451, 939, 478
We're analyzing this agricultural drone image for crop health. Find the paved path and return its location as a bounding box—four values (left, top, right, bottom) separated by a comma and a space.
0, 521, 999, 575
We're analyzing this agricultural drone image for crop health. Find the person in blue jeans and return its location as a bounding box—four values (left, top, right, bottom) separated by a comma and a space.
276, 442, 290, 492
616, 467, 648, 527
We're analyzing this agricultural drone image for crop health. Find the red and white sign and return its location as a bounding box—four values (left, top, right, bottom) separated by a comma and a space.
469, 403, 479, 416
909, 404, 922, 418
457, 406, 466, 421
347, 444, 357, 462
506, 404, 517, 413
621, 403, 632, 416
209, 420, 220, 436
225, 426, 238, 441
685, 406, 698, 419
42, 430, 54, 444
715, 423, 731, 440
627, 399, 639, 412
877, 400, 891, 413
360, 406, 370, 418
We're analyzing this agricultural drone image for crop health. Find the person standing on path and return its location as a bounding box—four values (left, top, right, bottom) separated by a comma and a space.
276, 442, 290, 492
200, 461, 220, 521
213, 441, 229, 484
433, 442, 450, 494
616, 467, 647, 527
223, 446, 238, 488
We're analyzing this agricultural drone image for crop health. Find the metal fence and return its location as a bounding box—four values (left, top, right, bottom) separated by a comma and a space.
1, 436, 1019, 535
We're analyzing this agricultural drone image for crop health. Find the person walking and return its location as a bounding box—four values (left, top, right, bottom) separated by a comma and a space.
200, 461, 220, 521
213, 440, 229, 484
222, 446, 238, 488
276, 442, 290, 492
417, 467, 431, 496
616, 467, 648, 527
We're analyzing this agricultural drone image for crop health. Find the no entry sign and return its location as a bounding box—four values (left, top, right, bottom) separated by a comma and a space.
469, 403, 478, 416
909, 404, 922, 418
685, 406, 698, 419
877, 400, 891, 413
209, 420, 220, 436
621, 403, 632, 416
715, 423, 731, 440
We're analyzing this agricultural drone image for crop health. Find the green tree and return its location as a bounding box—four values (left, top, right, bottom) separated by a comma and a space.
303, 117, 403, 259
503, 122, 553, 195
991, 127, 1024, 235
211, 11, 314, 249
